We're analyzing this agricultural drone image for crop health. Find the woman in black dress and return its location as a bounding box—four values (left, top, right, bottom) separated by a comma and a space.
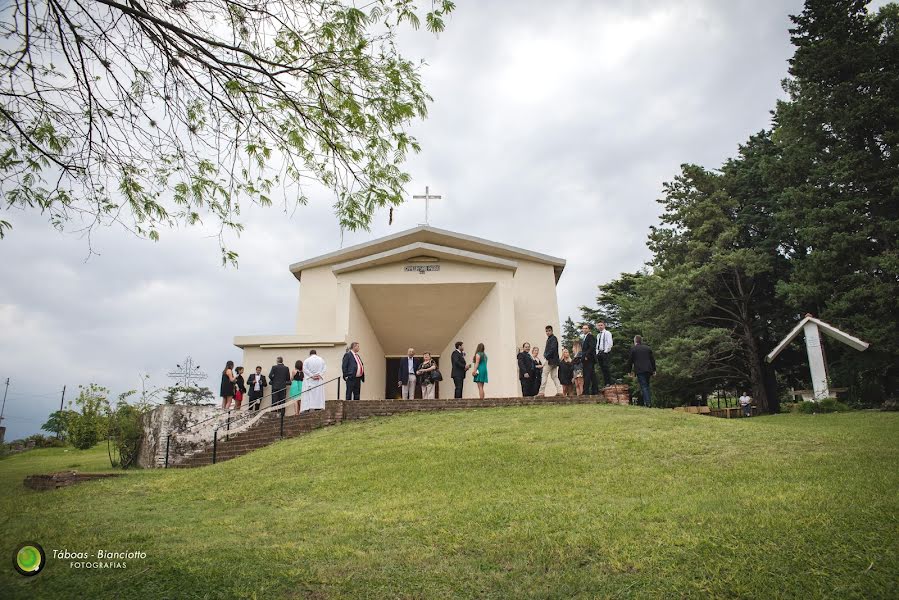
530, 347, 543, 397
220, 360, 236, 410
558, 349, 575, 396
234, 366, 246, 410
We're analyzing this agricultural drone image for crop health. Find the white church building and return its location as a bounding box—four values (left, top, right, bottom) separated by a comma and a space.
234, 226, 566, 405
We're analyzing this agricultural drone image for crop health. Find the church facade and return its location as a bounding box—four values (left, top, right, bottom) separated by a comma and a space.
235, 226, 566, 406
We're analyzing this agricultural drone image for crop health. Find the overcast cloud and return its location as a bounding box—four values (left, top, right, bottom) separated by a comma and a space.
0, 0, 839, 439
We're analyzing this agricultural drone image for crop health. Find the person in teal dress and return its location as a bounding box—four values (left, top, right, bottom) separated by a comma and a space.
472, 343, 488, 399
290, 359, 304, 415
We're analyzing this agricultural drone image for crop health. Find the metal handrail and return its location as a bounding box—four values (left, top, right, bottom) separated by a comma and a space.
177, 384, 286, 435
165, 375, 340, 467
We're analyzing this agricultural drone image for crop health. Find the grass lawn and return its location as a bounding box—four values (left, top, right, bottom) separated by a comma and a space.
1, 405, 897, 598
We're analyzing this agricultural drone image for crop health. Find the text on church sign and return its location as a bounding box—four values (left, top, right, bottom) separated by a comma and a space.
404, 265, 440, 273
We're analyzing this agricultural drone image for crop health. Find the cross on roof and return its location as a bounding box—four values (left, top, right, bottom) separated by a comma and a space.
412, 186, 442, 225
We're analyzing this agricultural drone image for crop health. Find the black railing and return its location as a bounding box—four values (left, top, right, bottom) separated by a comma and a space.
167, 376, 340, 467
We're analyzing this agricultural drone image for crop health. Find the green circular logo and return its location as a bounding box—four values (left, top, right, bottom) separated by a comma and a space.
14, 542, 45, 576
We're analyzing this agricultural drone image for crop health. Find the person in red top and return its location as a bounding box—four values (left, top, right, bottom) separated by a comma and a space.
341, 342, 365, 400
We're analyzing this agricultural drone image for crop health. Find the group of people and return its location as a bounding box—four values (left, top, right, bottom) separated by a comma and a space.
397, 341, 490, 400
219, 351, 328, 416
218, 322, 657, 409
516, 322, 657, 407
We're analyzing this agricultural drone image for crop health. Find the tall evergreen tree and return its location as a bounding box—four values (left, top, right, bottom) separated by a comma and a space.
774, 0, 899, 399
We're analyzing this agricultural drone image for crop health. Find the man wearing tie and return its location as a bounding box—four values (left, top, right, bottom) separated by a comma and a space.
341, 342, 365, 401
398, 347, 420, 400
595, 321, 614, 388
580, 324, 597, 395
450, 341, 470, 398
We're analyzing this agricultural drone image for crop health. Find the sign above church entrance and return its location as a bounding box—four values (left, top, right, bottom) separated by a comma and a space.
404, 265, 440, 274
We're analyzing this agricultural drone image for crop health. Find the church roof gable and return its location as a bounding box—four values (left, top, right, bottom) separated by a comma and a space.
289, 226, 565, 282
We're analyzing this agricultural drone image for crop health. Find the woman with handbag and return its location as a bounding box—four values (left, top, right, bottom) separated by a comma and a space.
417, 352, 438, 399
473, 343, 488, 399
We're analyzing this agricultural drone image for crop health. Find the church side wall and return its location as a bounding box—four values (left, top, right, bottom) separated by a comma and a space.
296, 266, 339, 337
512, 261, 562, 354
440, 277, 518, 398
347, 286, 386, 400
239, 346, 344, 410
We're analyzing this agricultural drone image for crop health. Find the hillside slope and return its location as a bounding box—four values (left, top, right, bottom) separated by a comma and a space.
2, 405, 897, 598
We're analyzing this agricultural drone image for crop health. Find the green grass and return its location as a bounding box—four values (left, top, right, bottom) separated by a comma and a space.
1, 406, 897, 598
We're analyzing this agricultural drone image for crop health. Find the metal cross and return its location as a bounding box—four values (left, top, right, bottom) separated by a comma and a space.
166, 356, 208, 387
412, 186, 442, 225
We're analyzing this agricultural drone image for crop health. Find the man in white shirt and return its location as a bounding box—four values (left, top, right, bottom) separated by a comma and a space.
595, 321, 614, 388
739, 391, 752, 417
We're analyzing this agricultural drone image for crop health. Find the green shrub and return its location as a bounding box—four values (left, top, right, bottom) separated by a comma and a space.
107, 391, 153, 469
66, 384, 110, 450
794, 399, 850, 414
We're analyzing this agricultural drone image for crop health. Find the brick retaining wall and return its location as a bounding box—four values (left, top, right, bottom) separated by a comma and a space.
24, 471, 122, 491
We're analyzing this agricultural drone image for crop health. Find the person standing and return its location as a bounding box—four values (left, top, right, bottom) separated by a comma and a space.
627, 335, 657, 407
302, 350, 327, 411
234, 366, 246, 410
518, 342, 535, 396
559, 348, 575, 396
572, 341, 585, 396
596, 321, 614, 388
342, 342, 365, 401
580, 324, 597, 395
398, 348, 420, 400
451, 341, 469, 399
290, 359, 304, 415
739, 391, 753, 417
417, 352, 438, 399
472, 343, 488, 399
221, 361, 236, 410
538, 325, 562, 397
247, 366, 267, 411
531, 347, 544, 397
269, 357, 291, 409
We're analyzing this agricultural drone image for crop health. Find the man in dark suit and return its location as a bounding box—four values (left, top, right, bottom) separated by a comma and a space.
580, 324, 597, 395
342, 341, 364, 400
450, 341, 469, 399
246, 366, 267, 411
538, 325, 562, 396
518, 341, 536, 396
398, 347, 420, 400
627, 335, 657, 407
268, 357, 290, 408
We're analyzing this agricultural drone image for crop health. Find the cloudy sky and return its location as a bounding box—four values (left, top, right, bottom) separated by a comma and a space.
0, 0, 846, 439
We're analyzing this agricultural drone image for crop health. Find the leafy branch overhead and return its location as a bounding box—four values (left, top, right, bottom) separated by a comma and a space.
0, 0, 455, 262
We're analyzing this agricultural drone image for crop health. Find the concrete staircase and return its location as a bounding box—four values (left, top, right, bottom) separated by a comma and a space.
176, 408, 337, 468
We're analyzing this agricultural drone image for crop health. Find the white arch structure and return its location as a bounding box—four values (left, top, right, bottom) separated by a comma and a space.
766, 314, 870, 401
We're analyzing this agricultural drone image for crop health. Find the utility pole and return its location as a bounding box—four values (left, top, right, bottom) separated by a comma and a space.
0, 378, 8, 444
0, 377, 8, 426
57, 385, 66, 439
